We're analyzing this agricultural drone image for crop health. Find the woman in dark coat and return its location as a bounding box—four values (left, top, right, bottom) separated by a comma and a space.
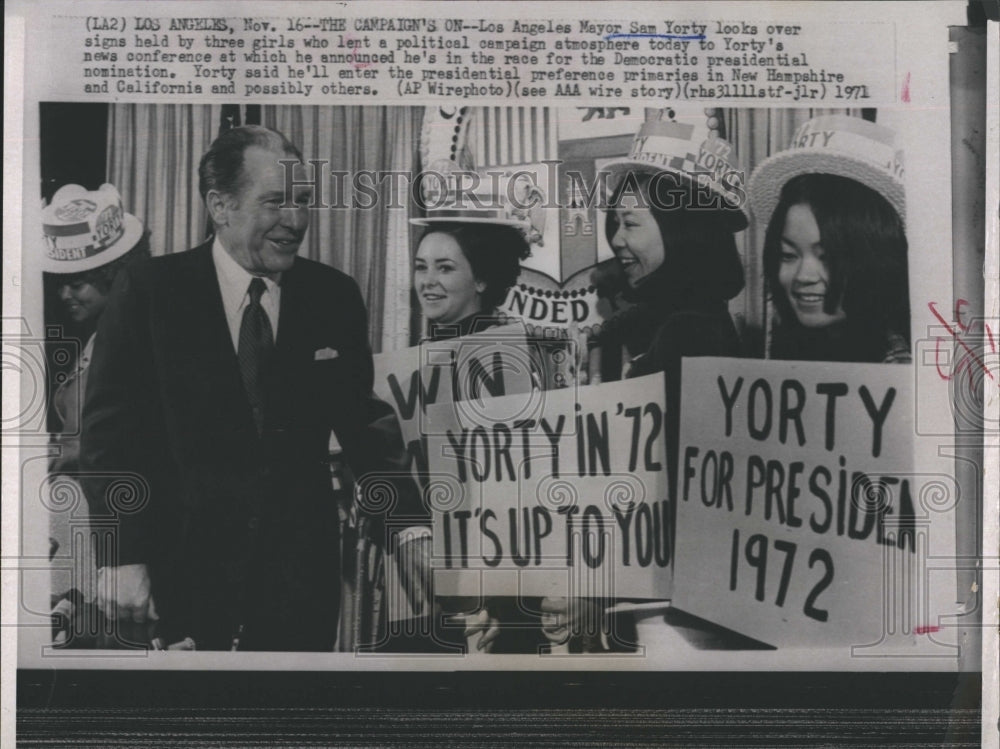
551, 114, 749, 651
602, 171, 746, 382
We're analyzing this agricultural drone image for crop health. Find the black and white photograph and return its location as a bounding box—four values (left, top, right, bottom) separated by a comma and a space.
30, 101, 951, 657
5, 1, 995, 745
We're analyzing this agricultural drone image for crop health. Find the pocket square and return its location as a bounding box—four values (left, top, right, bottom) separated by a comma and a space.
314, 347, 339, 361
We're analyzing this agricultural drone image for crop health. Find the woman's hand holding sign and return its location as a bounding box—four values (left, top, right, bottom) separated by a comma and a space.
539, 596, 607, 653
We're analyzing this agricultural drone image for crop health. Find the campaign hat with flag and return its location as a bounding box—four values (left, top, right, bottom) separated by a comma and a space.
602, 109, 749, 230
42, 183, 144, 273
748, 114, 906, 228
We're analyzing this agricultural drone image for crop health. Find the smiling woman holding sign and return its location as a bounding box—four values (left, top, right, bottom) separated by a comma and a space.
750, 114, 911, 364
540, 111, 750, 651
410, 182, 553, 654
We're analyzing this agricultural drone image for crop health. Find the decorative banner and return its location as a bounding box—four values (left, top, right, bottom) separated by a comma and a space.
672, 358, 957, 649
500, 265, 604, 337
423, 373, 672, 600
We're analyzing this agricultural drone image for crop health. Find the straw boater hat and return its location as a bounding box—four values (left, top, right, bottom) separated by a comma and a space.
748, 114, 906, 228
42, 183, 143, 273
410, 169, 546, 246
602, 109, 750, 231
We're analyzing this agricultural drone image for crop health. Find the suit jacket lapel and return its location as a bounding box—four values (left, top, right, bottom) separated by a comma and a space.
269, 259, 318, 429
174, 242, 258, 436
275, 260, 309, 357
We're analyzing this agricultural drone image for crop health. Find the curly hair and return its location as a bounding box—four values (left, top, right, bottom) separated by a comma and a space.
417, 223, 531, 310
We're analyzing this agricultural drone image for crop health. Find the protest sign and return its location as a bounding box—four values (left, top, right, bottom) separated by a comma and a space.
672, 358, 957, 648
374, 323, 560, 476
371, 323, 542, 621
423, 373, 672, 601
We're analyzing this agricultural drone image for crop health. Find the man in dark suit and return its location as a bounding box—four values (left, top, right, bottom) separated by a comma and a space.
80, 125, 427, 651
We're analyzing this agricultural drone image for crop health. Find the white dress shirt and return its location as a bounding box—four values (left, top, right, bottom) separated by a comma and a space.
212, 238, 281, 351
211, 238, 430, 550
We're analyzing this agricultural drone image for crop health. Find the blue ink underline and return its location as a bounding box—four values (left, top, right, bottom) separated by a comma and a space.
604, 33, 705, 41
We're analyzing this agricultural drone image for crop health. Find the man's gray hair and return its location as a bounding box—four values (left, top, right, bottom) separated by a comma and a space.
198, 125, 302, 202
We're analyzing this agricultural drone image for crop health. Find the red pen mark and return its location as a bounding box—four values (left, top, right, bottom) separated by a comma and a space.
928, 300, 996, 383
954, 298, 971, 333
901, 72, 911, 103
914, 625, 940, 635
345, 34, 373, 70
934, 336, 956, 382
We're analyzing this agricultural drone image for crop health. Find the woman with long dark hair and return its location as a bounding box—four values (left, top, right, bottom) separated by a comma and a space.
750, 115, 910, 363
547, 113, 749, 651
601, 169, 746, 380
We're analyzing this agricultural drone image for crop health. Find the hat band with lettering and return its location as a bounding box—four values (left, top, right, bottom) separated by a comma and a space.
748, 114, 906, 228
603, 116, 749, 229
42, 184, 144, 273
